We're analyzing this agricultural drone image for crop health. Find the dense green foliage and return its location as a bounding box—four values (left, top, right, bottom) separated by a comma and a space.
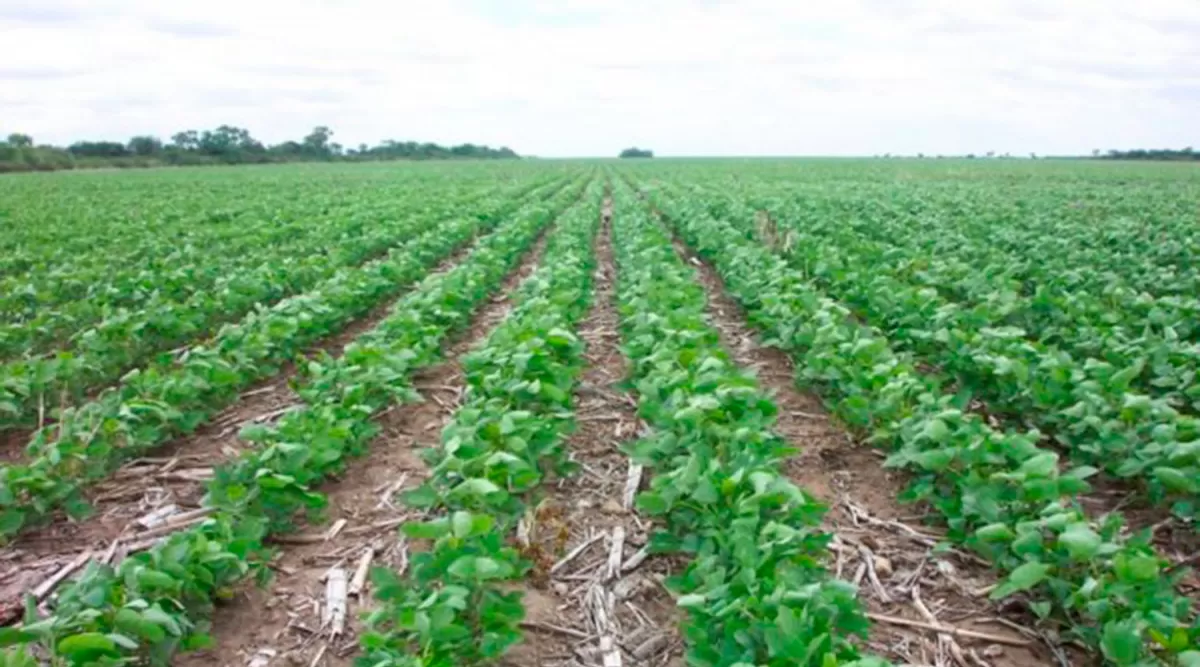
0, 173, 585, 665
0, 163, 576, 539
610, 181, 881, 666
620, 158, 1200, 666
0, 179, 537, 432
4, 158, 1198, 666
1097, 148, 1198, 161
0, 128, 518, 173
361, 181, 602, 666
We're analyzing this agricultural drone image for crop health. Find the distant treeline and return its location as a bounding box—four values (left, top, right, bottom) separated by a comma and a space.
1092, 148, 1198, 161
0, 126, 519, 173
619, 147, 654, 158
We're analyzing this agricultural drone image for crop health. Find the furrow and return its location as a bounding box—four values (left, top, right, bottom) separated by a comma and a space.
0, 178, 575, 541
668, 213, 1051, 667
605, 180, 882, 667
0, 178, 589, 664
351, 181, 604, 666
177, 190, 567, 667
509, 195, 684, 667
636, 178, 1198, 666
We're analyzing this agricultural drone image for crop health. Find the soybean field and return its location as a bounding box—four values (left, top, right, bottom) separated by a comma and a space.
0, 158, 1198, 667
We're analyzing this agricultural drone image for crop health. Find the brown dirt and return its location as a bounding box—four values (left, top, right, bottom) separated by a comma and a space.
0, 293, 420, 626
670, 237, 1058, 667
0, 427, 32, 464
1089, 484, 1200, 593
0, 228, 500, 626
507, 200, 683, 667
176, 224, 554, 667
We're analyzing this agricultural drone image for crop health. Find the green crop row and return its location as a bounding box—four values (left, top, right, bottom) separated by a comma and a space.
741, 198, 1200, 519
0, 177, 587, 665
668, 166, 1200, 422
640, 182, 1200, 666
670, 183, 1200, 523
702, 177, 1200, 414
0, 195, 413, 358
0, 180, 548, 432
360, 180, 602, 665
0, 178, 483, 355
0, 165, 548, 328
608, 181, 884, 667
0, 179, 573, 540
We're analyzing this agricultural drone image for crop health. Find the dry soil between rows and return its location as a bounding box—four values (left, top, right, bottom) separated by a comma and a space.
664, 212, 1055, 667
506, 200, 683, 667
0, 234, 491, 627
177, 220, 555, 667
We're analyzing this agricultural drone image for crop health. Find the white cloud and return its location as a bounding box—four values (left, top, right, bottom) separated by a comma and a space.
1, 0, 1197, 155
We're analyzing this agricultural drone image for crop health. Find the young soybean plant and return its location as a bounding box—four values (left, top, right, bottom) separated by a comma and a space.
608, 181, 886, 667
359, 183, 604, 666
1, 183, 587, 667
643, 183, 1200, 667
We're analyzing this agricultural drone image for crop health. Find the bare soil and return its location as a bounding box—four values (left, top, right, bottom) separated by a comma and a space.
0, 228, 506, 627
0, 289, 418, 627
177, 226, 552, 667
507, 201, 683, 667
0, 427, 31, 464
671, 237, 1058, 667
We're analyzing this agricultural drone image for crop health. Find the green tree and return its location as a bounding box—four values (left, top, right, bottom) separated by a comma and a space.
170, 130, 200, 151
3, 124, 520, 172
68, 141, 129, 158
303, 126, 333, 157
128, 136, 164, 157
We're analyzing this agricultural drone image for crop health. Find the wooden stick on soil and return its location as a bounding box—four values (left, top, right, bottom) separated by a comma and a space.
550, 532, 604, 575
605, 527, 625, 582
348, 548, 374, 598
622, 462, 643, 510
866, 612, 1032, 647
33, 550, 93, 601
324, 568, 348, 636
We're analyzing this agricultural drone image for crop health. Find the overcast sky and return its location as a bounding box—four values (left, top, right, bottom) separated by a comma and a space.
2, 0, 1198, 157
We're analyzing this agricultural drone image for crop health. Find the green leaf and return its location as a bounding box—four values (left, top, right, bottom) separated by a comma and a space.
912, 448, 954, 471
990, 561, 1051, 599
1058, 523, 1102, 561
451, 511, 473, 539
1118, 554, 1160, 582
636, 492, 669, 515
143, 604, 183, 636
473, 557, 507, 580
0, 509, 25, 536
974, 523, 1014, 542
1100, 621, 1142, 666
404, 519, 450, 540
56, 633, 118, 660
401, 484, 440, 508
0, 628, 38, 647
449, 478, 501, 499
1153, 467, 1195, 493
107, 633, 139, 650
922, 418, 950, 442
1018, 453, 1058, 478
135, 569, 177, 590
692, 477, 719, 504
1176, 651, 1200, 667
